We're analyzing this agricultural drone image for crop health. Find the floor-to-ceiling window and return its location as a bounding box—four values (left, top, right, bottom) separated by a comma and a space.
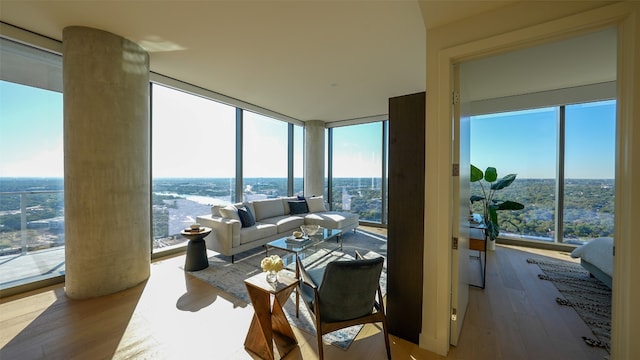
150, 83, 303, 253
470, 107, 558, 242
0, 39, 64, 290
562, 100, 615, 242
242, 111, 289, 201
470, 100, 615, 245
151, 83, 236, 251
329, 121, 386, 224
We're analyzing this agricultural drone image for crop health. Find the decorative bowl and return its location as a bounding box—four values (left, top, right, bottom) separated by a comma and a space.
300, 224, 320, 236
292, 230, 303, 238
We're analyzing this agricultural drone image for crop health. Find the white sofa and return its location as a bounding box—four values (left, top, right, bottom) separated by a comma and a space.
195, 196, 359, 262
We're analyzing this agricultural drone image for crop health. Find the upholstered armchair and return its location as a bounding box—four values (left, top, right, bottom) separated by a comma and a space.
297, 252, 391, 359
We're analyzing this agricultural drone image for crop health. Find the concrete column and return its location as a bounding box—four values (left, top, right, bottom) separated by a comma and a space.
63, 26, 150, 299
304, 120, 325, 196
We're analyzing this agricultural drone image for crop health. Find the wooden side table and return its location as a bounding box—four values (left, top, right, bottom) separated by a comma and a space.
244, 272, 298, 360
180, 227, 212, 271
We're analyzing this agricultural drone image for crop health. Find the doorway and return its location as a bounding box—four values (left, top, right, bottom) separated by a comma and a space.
450, 27, 617, 350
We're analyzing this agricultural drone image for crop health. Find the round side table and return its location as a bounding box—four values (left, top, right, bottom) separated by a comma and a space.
180, 227, 212, 271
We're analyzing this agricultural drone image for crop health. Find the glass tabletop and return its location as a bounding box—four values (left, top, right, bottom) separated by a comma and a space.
267, 227, 342, 253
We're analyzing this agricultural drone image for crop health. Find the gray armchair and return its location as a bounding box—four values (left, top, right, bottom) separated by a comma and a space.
297, 252, 391, 359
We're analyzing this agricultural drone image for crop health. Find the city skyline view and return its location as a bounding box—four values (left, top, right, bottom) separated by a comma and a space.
0, 78, 617, 260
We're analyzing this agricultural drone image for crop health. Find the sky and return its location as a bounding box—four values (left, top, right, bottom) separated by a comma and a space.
0, 81, 64, 177
470, 100, 616, 179
1, 80, 616, 180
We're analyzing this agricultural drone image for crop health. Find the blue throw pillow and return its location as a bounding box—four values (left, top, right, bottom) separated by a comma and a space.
237, 206, 256, 228
288, 200, 308, 215
297, 195, 306, 200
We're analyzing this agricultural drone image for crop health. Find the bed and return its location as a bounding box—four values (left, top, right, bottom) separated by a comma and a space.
570, 237, 613, 289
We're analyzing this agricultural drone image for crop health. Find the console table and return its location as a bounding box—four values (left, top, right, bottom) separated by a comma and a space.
469, 225, 487, 289
244, 272, 298, 359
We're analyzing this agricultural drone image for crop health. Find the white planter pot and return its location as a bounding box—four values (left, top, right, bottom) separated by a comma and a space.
487, 239, 496, 251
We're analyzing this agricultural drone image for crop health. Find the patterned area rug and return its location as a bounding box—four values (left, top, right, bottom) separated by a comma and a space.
526, 257, 611, 352
188, 230, 387, 350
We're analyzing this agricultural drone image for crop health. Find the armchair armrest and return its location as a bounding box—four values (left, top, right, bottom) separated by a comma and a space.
296, 254, 322, 318
297, 255, 318, 290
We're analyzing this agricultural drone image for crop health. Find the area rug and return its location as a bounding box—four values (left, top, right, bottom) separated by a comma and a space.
526, 257, 611, 352
188, 230, 388, 350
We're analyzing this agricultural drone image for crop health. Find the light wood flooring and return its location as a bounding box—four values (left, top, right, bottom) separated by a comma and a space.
0, 228, 610, 360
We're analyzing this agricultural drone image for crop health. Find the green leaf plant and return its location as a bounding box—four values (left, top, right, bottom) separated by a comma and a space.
470, 165, 525, 242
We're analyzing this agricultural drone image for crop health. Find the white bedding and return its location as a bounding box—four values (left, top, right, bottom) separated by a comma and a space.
570, 237, 614, 277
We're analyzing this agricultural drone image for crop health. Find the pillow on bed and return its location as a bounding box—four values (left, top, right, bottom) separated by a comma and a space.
570, 237, 614, 277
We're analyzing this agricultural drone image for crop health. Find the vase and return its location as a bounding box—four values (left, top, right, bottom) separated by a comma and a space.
266, 270, 278, 284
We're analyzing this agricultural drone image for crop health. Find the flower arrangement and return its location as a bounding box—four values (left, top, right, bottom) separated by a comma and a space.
260, 255, 284, 273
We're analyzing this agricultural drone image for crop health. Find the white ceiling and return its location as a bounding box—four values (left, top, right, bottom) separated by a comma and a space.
0, 0, 519, 123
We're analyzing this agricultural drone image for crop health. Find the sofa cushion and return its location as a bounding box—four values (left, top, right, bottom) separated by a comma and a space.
260, 215, 306, 234
219, 204, 240, 221
237, 206, 256, 228
240, 223, 278, 245
305, 211, 359, 229
252, 198, 286, 221
306, 196, 327, 213
288, 200, 309, 214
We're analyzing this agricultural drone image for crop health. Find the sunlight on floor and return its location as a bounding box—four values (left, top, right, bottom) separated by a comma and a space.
0, 288, 60, 344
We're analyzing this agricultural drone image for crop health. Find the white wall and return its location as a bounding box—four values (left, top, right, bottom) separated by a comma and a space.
420, 1, 640, 357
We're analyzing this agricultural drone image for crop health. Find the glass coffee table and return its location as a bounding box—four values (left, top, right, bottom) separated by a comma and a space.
265, 227, 343, 263
265, 227, 342, 317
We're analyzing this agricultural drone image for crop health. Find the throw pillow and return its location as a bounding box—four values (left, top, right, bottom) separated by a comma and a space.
237, 206, 256, 228
288, 200, 308, 215
211, 205, 223, 217
306, 196, 326, 213
218, 204, 240, 221
297, 195, 306, 200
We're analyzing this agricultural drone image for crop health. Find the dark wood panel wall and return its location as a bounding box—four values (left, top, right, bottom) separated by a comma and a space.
387, 92, 425, 344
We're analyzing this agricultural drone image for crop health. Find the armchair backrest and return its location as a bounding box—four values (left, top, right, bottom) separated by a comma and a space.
316, 257, 384, 322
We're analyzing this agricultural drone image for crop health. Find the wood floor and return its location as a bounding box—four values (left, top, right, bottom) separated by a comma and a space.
0, 230, 609, 360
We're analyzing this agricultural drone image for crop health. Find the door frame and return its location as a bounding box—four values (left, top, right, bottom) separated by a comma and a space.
421, 2, 639, 356
449, 63, 470, 346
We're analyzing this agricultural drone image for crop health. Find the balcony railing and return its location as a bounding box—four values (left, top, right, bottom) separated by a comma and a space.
0, 190, 65, 291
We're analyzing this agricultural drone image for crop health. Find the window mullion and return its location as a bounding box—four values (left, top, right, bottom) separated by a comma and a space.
556, 105, 566, 243
327, 128, 333, 210
235, 108, 243, 203
287, 123, 294, 196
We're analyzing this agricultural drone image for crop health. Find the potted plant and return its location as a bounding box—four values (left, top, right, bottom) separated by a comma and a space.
470, 165, 524, 250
